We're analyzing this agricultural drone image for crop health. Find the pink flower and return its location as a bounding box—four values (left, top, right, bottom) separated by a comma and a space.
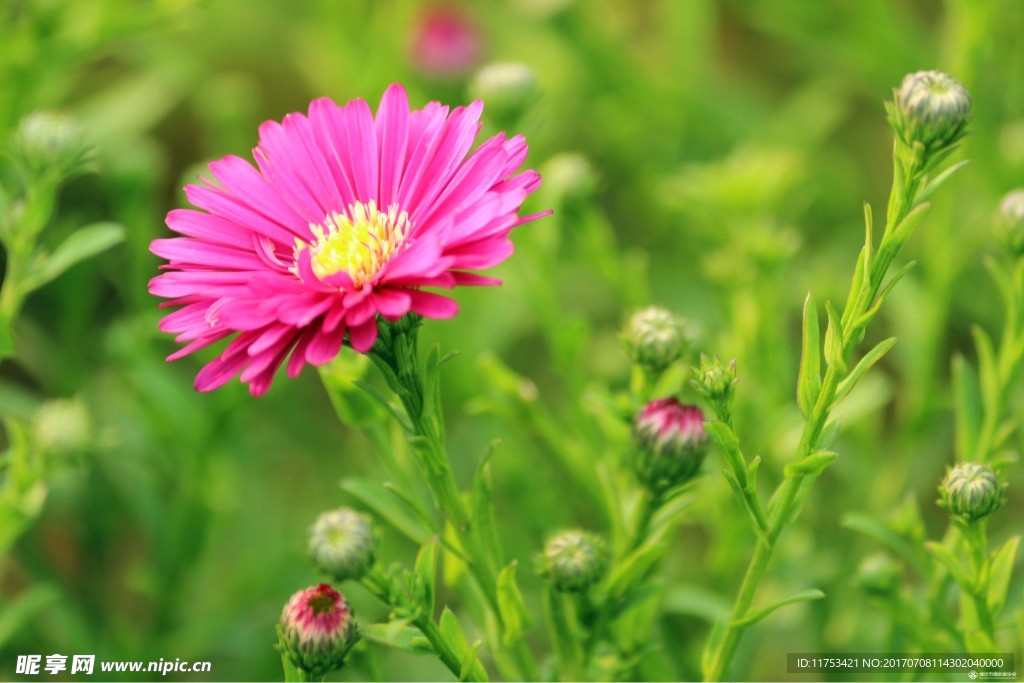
150, 84, 545, 395
409, 5, 483, 77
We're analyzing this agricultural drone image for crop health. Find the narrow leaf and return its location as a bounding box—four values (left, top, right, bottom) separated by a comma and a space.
340, 479, 431, 544
797, 292, 822, 418
414, 537, 439, 616
841, 512, 929, 577
27, 222, 124, 290
971, 326, 1000, 418
985, 535, 1019, 616
823, 301, 846, 374
952, 354, 982, 462
361, 622, 435, 654
496, 562, 530, 646
925, 541, 974, 591
916, 159, 971, 203
832, 337, 897, 408
732, 588, 825, 627
784, 450, 837, 478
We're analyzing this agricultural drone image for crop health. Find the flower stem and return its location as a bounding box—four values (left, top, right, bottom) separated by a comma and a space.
370, 319, 539, 681
703, 133, 963, 679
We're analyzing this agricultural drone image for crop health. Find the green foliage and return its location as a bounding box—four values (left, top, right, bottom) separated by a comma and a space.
2, 0, 1024, 681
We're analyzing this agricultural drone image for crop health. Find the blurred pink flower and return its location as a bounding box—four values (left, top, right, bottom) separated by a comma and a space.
150, 84, 545, 396
409, 5, 483, 77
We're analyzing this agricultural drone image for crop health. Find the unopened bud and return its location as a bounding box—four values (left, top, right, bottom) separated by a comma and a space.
540, 530, 607, 593
33, 398, 91, 454
997, 189, 1024, 256
278, 583, 359, 679
633, 398, 708, 492
469, 62, 539, 124
622, 307, 687, 374
938, 462, 1005, 522
11, 111, 92, 179
855, 553, 901, 596
542, 153, 597, 206
692, 354, 737, 411
309, 508, 376, 582
890, 70, 971, 150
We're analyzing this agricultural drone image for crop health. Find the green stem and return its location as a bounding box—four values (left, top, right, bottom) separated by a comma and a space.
373, 322, 540, 682
704, 137, 950, 680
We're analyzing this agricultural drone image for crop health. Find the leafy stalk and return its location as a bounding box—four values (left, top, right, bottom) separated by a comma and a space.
701, 81, 971, 680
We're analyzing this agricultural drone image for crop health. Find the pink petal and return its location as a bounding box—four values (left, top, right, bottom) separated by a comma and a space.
347, 320, 379, 352
376, 84, 410, 205
407, 290, 458, 319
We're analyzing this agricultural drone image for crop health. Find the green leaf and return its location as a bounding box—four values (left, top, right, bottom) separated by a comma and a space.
458, 641, 485, 682
662, 584, 730, 623
971, 326, 999, 419
784, 449, 837, 478
471, 456, 503, 575
985, 535, 1019, 616
414, 537, 439, 616
340, 479, 432, 544
841, 512, 929, 577
732, 589, 825, 627
925, 541, 974, 591
823, 301, 846, 374
916, 159, 971, 204
438, 608, 486, 681
952, 354, 982, 462
797, 292, 822, 418
25, 222, 124, 291
832, 337, 897, 408
605, 538, 666, 599
361, 621, 435, 654
496, 563, 530, 646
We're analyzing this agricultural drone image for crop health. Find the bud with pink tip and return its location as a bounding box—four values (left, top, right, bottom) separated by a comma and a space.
278, 583, 359, 679
633, 398, 708, 492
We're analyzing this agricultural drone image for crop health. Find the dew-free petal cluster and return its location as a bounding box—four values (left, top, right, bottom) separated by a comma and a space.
150, 84, 545, 395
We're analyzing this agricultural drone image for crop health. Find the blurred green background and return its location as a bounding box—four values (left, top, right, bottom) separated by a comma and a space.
1, 0, 1023, 680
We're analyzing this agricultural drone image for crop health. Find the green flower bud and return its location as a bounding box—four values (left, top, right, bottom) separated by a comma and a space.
622, 307, 687, 374
633, 398, 708, 493
997, 189, 1024, 257
541, 153, 597, 206
855, 553, 901, 596
469, 62, 540, 124
278, 583, 359, 679
691, 354, 737, 412
889, 70, 971, 150
10, 111, 93, 179
309, 508, 375, 582
32, 398, 91, 455
938, 462, 1006, 522
540, 529, 607, 593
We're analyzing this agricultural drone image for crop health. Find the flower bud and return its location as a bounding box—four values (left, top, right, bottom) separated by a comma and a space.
278, 583, 359, 679
890, 70, 971, 150
540, 530, 607, 592
10, 111, 92, 179
32, 398, 91, 455
469, 62, 539, 124
855, 553, 901, 596
622, 307, 687, 374
541, 153, 597, 206
633, 398, 708, 492
409, 4, 483, 78
692, 354, 737, 408
938, 462, 1006, 522
997, 189, 1024, 256
309, 507, 375, 582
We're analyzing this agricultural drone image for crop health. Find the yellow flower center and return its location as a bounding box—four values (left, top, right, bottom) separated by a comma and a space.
295, 201, 412, 287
